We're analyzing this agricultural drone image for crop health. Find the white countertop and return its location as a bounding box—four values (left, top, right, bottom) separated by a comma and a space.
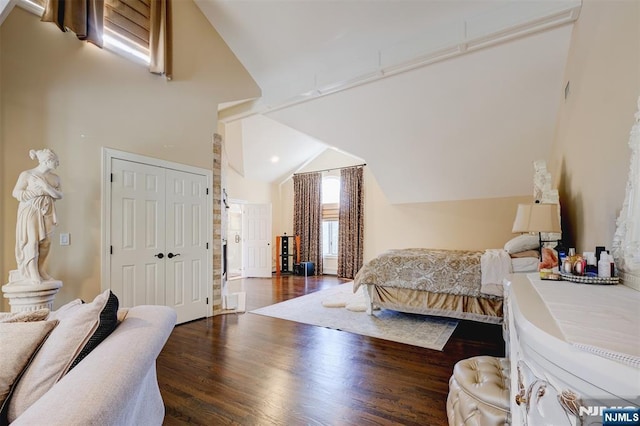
526, 273, 640, 367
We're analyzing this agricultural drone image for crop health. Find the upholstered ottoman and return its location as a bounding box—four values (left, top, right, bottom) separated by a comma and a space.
446, 356, 511, 426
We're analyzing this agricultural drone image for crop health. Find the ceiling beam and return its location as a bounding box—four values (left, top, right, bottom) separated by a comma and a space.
218, 1, 581, 124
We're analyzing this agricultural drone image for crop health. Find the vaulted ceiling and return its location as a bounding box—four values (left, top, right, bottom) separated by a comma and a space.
198, 0, 581, 203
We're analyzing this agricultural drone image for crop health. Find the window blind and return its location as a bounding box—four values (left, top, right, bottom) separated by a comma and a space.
104, 0, 150, 58
323, 203, 339, 221
35, 0, 152, 59
37, 0, 170, 75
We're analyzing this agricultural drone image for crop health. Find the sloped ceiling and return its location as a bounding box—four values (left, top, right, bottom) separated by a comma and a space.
196, 0, 580, 203
225, 114, 327, 183
268, 25, 573, 203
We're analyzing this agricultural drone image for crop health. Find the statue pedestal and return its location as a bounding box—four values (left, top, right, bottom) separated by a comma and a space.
2, 275, 63, 313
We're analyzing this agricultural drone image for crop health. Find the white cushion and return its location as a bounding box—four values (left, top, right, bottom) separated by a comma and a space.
0, 320, 57, 415
7, 290, 116, 421
0, 309, 50, 323
504, 234, 539, 254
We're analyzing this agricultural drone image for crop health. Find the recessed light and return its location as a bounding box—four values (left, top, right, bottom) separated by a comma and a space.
270, 156, 280, 163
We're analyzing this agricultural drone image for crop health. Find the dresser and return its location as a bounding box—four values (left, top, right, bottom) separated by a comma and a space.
503, 273, 640, 425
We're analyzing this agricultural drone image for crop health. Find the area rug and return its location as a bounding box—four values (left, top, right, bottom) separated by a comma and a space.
250, 283, 458, 351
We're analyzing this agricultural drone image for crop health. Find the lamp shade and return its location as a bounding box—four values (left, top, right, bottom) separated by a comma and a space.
512, 203, 561, 233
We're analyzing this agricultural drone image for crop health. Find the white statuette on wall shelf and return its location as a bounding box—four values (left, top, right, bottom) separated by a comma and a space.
612, 96, 640, 291
2, 148, 63, 312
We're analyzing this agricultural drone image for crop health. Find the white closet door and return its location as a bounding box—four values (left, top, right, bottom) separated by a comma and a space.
110, 159, 208, 324
110, 159, 167, 308
165, 169, 208, 323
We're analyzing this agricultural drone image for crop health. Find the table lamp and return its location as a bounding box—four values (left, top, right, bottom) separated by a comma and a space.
512, 202, 561, 256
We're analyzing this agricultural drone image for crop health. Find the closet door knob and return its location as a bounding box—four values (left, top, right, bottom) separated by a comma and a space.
167, 252, 181, 259
154, 253, 164, 259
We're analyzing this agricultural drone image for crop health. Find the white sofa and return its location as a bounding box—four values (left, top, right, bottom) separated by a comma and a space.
11, 305, 177, 426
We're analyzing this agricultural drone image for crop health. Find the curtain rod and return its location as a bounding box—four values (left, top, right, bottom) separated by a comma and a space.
293, 163, 366, 177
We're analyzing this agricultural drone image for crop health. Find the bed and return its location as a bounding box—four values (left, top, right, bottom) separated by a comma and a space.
353, 247, 539, 324
353, 161, 560, 324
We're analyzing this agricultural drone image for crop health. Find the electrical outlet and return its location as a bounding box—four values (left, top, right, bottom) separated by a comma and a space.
60, 233, 70, 246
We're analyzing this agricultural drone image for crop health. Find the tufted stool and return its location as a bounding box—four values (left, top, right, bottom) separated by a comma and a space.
446, 356, 511, 426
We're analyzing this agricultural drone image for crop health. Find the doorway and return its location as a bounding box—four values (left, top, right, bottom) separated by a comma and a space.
227, 202, 243, 280
225, 201, 272, 279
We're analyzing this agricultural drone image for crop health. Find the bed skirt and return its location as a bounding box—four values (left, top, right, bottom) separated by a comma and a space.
365, 285, 503, 324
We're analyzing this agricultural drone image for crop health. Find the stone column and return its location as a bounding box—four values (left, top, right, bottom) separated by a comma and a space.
212, 133, 223, 314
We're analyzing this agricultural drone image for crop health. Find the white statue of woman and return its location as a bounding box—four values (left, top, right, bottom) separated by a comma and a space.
13, 149, 63, 284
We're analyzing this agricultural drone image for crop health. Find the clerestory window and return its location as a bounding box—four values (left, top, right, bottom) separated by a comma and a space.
20, 0, 167, 72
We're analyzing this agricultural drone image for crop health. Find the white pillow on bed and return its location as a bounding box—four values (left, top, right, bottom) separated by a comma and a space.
504, 235, 539, 254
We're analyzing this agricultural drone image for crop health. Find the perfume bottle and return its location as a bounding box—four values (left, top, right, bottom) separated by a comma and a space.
573, 255, 586, 275
598, 251, 611, 278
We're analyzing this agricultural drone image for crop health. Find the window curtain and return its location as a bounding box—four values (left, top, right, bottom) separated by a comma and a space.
338, 167, 364, 279
41, 0, 172, 77
293, 173, 322, 275
149, 0, 171, 76
42, 0, 105, 47
104, 0, 172, 77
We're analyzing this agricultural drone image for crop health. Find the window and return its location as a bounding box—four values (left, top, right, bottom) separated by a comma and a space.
103, 0, 154, 65
323, 220, 339, 256
322, 176, 340, 204
21, 0, 151, 65
322, 176, 340, 257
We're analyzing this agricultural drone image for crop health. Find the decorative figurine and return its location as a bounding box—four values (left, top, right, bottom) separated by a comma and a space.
12, 149, 63, 284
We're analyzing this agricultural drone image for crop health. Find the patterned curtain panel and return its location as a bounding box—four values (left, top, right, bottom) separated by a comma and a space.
338, 167, 364, 279
293, 173, 322, 275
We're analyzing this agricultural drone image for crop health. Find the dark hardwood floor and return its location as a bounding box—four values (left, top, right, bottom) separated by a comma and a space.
157, 275, 505, 425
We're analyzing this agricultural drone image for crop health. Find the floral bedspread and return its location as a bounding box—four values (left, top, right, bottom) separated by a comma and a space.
353, 248, 485, 297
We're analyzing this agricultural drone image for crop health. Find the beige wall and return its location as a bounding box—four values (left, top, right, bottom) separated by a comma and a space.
548, 0, 640, 254
0, 3, 260, 310
362, 176, 532, 261
0, 26, 3, 286
226, 167, 272, 205
278, 149, 532, 268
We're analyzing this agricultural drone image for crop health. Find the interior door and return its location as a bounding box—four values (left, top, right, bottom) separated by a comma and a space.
164, 169, 208, 323
242, 203, 272, 277
110, 158, 208, 324
110, 159, 167, 307
227, 203, 243, 279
